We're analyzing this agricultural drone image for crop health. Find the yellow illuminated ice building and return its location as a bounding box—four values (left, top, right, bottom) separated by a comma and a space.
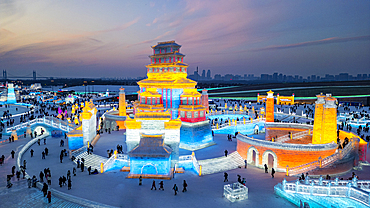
126, 41, 213, 156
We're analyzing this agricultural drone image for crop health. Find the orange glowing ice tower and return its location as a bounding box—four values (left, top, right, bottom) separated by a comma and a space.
119, 88, 126, 116
312, 93, 325, 144
266, 90, 274, 122
321, 94, 337, 144
201, 89, 209, 113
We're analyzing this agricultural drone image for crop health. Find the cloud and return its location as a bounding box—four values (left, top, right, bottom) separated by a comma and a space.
125, 30, 174, 49
0, 0, 25, 26
0, 38, 104, 65
146, 17, 158, 27
250, 35, 370, 52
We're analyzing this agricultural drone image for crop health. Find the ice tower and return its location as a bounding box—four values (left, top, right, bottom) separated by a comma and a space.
265, 90, 274, 122
312, 93, 337, 144
129, 41, 213, 152
6, 83, 16, 104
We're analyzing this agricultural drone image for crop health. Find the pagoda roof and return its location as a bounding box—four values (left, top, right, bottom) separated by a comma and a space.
181, 89, 201, 97
146, 62, 188, 67
149, 52, 185, 57
129, 134, 172, 158
138, 77, 196, 85
152, 41, 181, 49
140, 88, 162, 97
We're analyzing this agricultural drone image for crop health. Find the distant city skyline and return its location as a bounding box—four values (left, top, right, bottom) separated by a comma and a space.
1, 1, 369, 78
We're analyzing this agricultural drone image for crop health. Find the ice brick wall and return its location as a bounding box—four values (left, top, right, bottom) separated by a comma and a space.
130, 157, 171, 175
180, 121, 213, 149
68, 136, 84, 150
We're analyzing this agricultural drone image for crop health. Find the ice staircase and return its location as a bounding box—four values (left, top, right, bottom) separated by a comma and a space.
73, 151, 108, 172
198, 151, 245, 175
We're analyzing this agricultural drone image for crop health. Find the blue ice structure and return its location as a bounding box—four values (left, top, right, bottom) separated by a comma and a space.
180, 121, 214, 150
6, 84, 16, 104
274, 177, 370, 208
128, 134, 172, 176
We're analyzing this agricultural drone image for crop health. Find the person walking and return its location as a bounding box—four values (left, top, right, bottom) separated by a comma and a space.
224, 172, 228, 182
47, 191, 51, 203
182, 180, 187, 192
244, 160, 247, 169
42, 183, 48, 197
42, 151, 45, 159
271, 168, 275, 178
40, 171, 44, 182
68, 178, 72, 190
45, 148, 48, 156
47, 174, 51, 185
30, 149, 34, 157
88, 166, 92, 175
224, 150, 228, 157
27, 178, 32, 188
159, 181, 164, 190
32, 175, 37, 187
264, 164, 268, 173
77, 159, 80, 168
73, 167, 76, 176
67, 170, 71, 180
81, 162, 84, 172
11, 150, 15, 159
59, 176, 63, 187
16, 171, 20, 181
139, 176, 142, 186
12, 166, 16, 176
172, 184, 178, 195
23, 160, 27, 169
151, 180, 157, 190
60, 154, 63, 163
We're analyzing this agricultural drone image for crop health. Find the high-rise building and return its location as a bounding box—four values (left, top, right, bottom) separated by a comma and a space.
206, 70, 211, 79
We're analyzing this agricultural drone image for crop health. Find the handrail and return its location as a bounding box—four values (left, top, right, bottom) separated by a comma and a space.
276, 178, 370, 206
103, 153, 129, 172
192, 154, 200, 175
289, 139, 355, 176
15, 132, 118, 207
211, 118, 265, 130
237, 134, 337, 151
275, 130, 311, 143
6, 116, 77, 133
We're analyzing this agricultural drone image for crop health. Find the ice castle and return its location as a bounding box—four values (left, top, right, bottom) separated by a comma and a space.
125, 41, 213, 176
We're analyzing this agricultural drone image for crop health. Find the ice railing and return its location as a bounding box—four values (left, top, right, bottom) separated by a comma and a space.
288, 139, 355, 176
276, 177, 370, 206
207, 110, 248, 116
275, 130, 312, 143
275, 111, 314, 121
15, 132, 118, 208
237, 134, 337, 151
6, 116, 77, 133
16, 133, 49, 172
211, 118, 265, 130
265, 122, 313, 129
192, 154, 200, 175
103, 153, 129, 172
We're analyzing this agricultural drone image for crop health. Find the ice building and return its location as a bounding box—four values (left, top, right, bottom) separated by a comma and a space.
127, 41, 213, 153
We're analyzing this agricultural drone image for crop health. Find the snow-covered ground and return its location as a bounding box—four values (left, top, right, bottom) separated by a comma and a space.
0, 98, 369, 207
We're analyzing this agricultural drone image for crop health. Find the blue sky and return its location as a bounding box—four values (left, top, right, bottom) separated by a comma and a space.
0, 0, 369, 78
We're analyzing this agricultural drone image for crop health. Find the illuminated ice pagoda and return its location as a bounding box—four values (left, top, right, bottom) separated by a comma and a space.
126, 41, 213, 161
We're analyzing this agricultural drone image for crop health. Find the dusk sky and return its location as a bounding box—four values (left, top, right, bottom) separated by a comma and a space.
1, 0, 369, 78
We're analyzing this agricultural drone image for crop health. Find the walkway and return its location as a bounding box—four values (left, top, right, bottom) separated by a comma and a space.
198, 151, 245, 175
